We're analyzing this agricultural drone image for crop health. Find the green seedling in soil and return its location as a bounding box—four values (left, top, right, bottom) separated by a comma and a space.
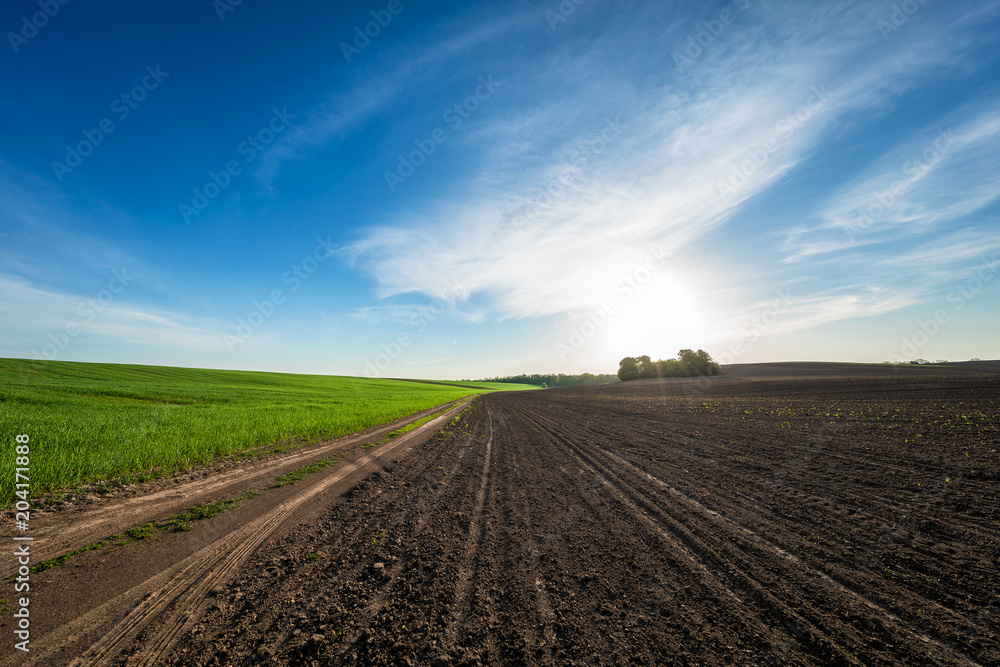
32, 540, 108, 573
388, 405, 458, 438
30, 489, 262, 572
124, 523, 157, 541
273, 458, 337, 488
367, 404, 463, 448
165, 491, 259, 532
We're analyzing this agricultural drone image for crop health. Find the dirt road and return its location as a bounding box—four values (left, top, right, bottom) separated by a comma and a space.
5, 376, 998, 665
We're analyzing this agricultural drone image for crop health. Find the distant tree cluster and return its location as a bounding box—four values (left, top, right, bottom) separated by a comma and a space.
475, 373, 619, 387
881, 359, 962, 365
617, 349, 722, 381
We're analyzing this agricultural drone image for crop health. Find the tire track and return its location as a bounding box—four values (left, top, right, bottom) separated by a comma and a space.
584, 411, 997, 655
498, 401, 800, 665
17, 402, 468, 667
443, 407, 494, 648
479, 402, 557, 662
548, 394, 996, 546
14, 399, 470, 577
31, 378, 994, 666
538, 395, 997, 633
511, 401, 869, 666
506, 437, 558, 655
599, 447, 990, 644
168, 404, 485, 666
514, 399, 986, 667
332, 430, 479, 656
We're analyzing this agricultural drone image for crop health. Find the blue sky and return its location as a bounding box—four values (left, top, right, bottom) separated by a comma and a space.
1, 0, 999, 379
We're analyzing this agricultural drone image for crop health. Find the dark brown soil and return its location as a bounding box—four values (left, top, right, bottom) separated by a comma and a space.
721, 360, 1000, 377
6, 375, 998, 665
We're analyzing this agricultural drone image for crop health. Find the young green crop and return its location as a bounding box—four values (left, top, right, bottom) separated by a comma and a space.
449, 382, 537, 391
0, 359, 494, 504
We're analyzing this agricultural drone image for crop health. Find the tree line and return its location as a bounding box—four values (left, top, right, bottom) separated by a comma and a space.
474, 373, 619, 388
618, 349, 722, 381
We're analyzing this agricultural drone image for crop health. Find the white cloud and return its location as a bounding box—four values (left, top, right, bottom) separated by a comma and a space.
339, 0, 1000, 352
255, 15, 528, 185
347, 303, 484, 326
784, 108, 1000, 262
341, 5, 878, 321
733, 286, 922, 339
0, 274, 223, 358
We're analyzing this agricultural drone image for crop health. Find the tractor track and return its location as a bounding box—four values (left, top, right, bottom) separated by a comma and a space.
2, 400, 472, 667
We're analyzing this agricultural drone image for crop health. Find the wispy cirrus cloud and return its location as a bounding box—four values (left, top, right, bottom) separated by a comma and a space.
255, 14, 529, 185
783, 107, 1000, 263
4, 0, 998, 374
713, 283, 923, 342
343, 0, 998, 340
0, 159, 148, 290
348, 303, 484, 326
866, 229, 1000, 302
0, 274, 224, 359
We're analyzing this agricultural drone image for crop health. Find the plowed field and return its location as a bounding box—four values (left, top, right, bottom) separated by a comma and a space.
7, 375, 998, 665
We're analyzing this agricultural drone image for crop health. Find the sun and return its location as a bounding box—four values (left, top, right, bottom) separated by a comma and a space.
598, 272, 713, 360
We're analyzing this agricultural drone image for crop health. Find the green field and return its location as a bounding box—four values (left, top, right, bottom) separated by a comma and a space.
408, 380, 539, 392
461, 382, 538, 391
0, 359, 524, 504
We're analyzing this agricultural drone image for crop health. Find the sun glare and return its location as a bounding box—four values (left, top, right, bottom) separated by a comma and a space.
599, 273, 712, 360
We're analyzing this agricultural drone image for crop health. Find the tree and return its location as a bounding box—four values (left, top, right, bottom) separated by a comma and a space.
636, 355, 657, 379
657, 358, 684, 377
678, 349, 722, 376
475, 373, 618, 387
618, 356, 640, 381
617, 349, 722, 381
